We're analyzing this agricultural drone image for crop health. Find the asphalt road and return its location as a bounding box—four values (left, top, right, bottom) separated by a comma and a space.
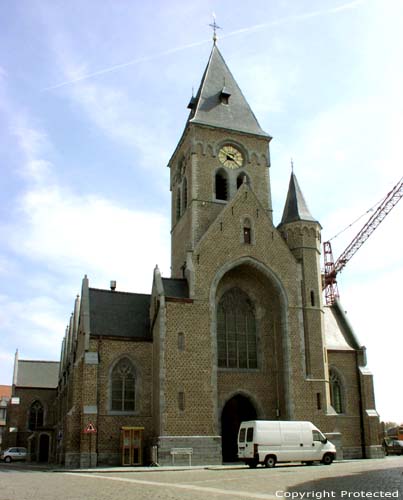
0, 456, 402, 500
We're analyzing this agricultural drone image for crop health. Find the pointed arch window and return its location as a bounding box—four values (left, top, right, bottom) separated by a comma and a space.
243, 218, 252, 244
111, 358, 136, 412
330, 369, 344, 414
215, 170, 228, 201
29, 400, 44, 430
217, 288, 257, 369
237, 172, 250, 189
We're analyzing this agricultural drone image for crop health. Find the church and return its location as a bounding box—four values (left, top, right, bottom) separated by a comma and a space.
6, 40, 382, 467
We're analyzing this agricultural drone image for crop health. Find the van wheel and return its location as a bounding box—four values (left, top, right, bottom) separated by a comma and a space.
264, 455, 276, 468
321, 453, 333, 465
4, 456, 11, 463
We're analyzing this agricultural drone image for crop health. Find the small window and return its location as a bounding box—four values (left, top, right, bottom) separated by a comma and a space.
239, 428, 246, 443
178, 391, 185, 411
176, 188, 182, 221
220, 87, 231, 104
182, 177, 188, 210
310, 291, 315, 307
178, 332, 185, 351
243, 218, 252, 244
215, 171, 228, 201
246, 428, 254, 442
237, 173, 249, 189
244, 227, 251, 244
316, 392, 322, 410
330, 370, 343, 413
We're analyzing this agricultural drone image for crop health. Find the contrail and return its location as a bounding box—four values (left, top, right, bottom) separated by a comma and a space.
43, 0, 364, 91
220, 0, 364, 39
43, 38, 210, 91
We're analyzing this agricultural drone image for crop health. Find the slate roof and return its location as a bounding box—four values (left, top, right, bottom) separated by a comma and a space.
280, 173, 317, 225
88, 288, 151, 339
188, 44, 269, 138
16, 361, 59, 389
324, 301, 361, 351
161, 278, 189, 298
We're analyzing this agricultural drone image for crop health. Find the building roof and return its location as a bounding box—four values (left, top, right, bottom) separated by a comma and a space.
161, 278, 189, 298
324, 301, 361, 351
0, 385, 11, 398
188, 44, 269, 138
15, 361, 59, 389
280, 173, 317, 225
89, 288, 151, 339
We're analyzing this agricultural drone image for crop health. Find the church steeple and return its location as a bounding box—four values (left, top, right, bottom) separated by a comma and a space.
280, 172, 317, 225
187, 44, 269, 138
169, 43, 273, 278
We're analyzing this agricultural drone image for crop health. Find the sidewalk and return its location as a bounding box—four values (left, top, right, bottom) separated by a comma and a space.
0, 460, 245, 473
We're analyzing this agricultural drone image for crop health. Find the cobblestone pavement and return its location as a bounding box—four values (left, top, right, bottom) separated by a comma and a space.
0, 457, 401, 500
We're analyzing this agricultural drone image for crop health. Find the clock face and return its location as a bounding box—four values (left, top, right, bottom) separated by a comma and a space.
218, 145, 243, 169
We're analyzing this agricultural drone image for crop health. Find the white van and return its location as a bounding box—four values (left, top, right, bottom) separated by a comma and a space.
238, 420, 336, 468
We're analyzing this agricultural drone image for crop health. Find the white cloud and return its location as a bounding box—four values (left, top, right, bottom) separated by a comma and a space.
0, 98, 170, 385
11, 184, 170, 289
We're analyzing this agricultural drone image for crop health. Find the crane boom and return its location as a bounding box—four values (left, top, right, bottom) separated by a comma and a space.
323, 176, 403, 305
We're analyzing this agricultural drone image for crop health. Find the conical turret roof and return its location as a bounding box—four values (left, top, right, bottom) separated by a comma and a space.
280, 173, 317, 225
188, 44, 269, 138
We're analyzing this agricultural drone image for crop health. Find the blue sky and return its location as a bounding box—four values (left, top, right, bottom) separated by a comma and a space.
0, 0, 402, 423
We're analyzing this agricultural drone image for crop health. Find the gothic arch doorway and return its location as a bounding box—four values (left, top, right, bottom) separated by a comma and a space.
38, 434, 50, 462
221, 394, 257, 462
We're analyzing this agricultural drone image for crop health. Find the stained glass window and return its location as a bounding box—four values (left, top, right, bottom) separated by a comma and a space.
217, 288, 257, 369
111, 359, 136, 412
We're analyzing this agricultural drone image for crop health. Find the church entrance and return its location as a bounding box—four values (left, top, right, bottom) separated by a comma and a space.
221, 394, 257, 462
38, 434, 50, 462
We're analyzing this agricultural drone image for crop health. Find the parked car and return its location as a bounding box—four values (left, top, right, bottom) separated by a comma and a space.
383, 439, 403, 456
0, 447, 27, 462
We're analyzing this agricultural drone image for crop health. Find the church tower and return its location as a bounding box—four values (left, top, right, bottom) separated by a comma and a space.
168, 43, 273, 278
278, 173, 330, 405
149, 37, 382, 465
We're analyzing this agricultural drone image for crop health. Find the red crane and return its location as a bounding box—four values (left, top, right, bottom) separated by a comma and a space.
323, 176, 403, 305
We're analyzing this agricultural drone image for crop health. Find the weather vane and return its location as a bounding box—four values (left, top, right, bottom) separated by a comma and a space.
209, 13, 222, 44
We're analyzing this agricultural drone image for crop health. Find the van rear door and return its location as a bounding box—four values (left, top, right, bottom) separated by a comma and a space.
238, 424, 254, 459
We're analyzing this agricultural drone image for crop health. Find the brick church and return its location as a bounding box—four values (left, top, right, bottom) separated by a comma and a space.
6, 41, 382, 467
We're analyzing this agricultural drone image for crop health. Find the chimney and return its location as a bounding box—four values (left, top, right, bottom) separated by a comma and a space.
110, 280, 116, 291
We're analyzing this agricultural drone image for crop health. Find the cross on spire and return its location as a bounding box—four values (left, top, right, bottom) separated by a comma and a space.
209, 14, 222, 44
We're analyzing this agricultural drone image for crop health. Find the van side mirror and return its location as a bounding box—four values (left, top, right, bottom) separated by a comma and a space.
321, 438, 328, 444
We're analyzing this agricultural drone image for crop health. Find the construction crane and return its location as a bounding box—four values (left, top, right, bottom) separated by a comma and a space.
323, 176, 403, 305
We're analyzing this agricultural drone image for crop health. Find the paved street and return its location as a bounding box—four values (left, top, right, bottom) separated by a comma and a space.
0, 457, 401, 500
